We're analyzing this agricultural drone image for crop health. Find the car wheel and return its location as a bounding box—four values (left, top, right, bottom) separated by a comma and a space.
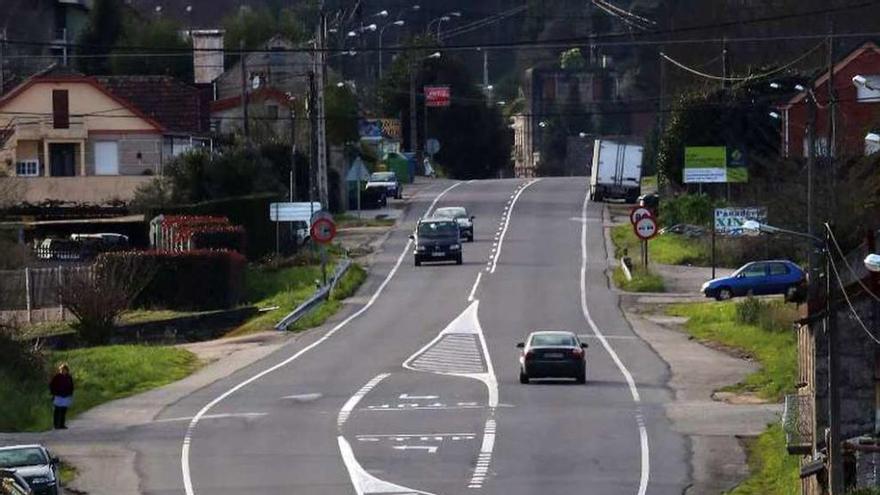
575, 370, 586, 384
414, 256, 421, 267
468, 234, 474, 242
519, 370, 529, 384
715, 288, 733, 301
455, 254, 463, 265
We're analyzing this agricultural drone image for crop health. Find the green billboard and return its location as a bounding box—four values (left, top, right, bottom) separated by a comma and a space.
683, 146, 748, 184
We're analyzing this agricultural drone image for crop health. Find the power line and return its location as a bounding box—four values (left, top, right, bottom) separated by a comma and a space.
827, 227, 880, 303
827, 245, 880, 344
660, 42, 825, 82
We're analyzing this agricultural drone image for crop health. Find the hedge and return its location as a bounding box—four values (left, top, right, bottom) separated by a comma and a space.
152, 193, 280, 260
99, 250, 246, 310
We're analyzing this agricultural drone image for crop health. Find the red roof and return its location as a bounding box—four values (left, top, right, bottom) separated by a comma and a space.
210, 87, 293, 113
96, 75, 210, 135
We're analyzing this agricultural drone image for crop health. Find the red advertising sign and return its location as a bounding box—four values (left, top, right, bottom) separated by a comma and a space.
424, 86, 451, 107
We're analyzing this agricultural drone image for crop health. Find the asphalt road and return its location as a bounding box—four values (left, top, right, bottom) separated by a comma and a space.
130, 178, 689, 495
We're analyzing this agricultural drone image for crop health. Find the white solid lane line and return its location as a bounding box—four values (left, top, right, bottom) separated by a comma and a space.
338, 373, 390, 427
180, 182, 462, 495
467, 272, 482, 302
338, 436, 433, 495
490, 179, 540, 274
580, 185, 650, 495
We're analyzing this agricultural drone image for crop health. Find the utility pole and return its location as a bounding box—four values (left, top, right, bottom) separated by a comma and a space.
806, 95, 817, 287
826, 224, 843, 495
409, 58, 418, 161
0, 28, 5, 94
308, 71, 317, 207
315, 11, 329, 208
826, 23, 837, 219
289, 104, 297, 202
239, 39, 250, 142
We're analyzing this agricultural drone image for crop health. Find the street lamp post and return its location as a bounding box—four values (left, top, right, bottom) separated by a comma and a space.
378, 20, 405, 80
428, 12, 461, 40
743, 220, 843, 493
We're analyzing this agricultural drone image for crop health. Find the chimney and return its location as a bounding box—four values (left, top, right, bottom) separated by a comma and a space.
191, 29, 225, 84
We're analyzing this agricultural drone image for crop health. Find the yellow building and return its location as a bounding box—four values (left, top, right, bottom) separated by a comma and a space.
0, 66, 210, 203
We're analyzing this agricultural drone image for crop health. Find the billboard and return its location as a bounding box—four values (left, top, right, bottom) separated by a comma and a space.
684, 146, 748, 184
424, 86, 451, 107
714, 207, 767, 236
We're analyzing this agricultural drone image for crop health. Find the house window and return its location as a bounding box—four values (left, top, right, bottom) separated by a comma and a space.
52, 89, 69, 129
15, 160, 39, 177
857, 75, 880, 102
94, 141, 119, 175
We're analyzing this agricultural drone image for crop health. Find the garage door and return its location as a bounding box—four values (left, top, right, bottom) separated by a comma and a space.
94, 141, 119, 175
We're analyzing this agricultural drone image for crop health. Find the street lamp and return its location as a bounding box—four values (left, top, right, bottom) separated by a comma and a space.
853, 74, 879, 91
865, 253, 880, 273
429, 12, 462, 39
768, 111, 781, 120
374, 10, 389, 17
743, 220, 844, 492
538, 120, 548, 128
378, 20, 405, 79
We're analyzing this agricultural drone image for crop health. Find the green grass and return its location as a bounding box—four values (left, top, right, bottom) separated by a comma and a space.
287, 263, 368, 332
613, 266, 665, 292
335, 213, 396, 228
612, 224, 711, 266
0, 345, 200, 432
59, 461, 77, 487
728, 424, 799, 495
667, 301, 797, 401
20, 309, 201, 339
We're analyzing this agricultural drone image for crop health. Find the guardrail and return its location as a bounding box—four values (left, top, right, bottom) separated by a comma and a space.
783, 393, 813, 455
274, 258, 353, 331
620, 257, 633, 281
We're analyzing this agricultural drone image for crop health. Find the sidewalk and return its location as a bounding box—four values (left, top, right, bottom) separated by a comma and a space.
0, 177, 446, 494
602, 204, 782, 494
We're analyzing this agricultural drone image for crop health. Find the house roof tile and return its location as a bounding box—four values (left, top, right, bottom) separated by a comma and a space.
94, 75, 210, 135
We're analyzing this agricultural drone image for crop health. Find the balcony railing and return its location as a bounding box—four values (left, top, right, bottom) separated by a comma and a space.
783, 393, 814, 455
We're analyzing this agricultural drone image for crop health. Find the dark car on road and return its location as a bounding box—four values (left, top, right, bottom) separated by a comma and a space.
411, 218, 462, 266
702, 260, 806, 301
517, 331, 588, 384
0, 445, 61, 495
434, 206, 475, 242
365, 171, 402, 200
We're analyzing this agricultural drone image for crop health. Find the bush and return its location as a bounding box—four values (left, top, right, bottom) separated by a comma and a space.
0, 325, 44, 382
660, 193, 725, 226
100, 250, 246, 310
189, 226, 247, 254
735, 297, 796, 333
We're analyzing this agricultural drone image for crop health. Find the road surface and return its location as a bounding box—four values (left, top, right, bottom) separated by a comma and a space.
130, 178, 689, 494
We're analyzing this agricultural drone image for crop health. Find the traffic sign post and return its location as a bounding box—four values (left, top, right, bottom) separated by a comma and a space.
633, 215, 658, 269
310, 215, 337, 286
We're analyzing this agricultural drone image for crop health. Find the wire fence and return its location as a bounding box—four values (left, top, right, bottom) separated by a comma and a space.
0, 266, 94, 322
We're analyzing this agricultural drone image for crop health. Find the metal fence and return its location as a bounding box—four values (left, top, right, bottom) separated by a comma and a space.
783, 393, 814, 455
0, 265, 93, 316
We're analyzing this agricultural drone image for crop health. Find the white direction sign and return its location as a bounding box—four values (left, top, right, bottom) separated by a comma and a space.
634, 217, 658, 240
269, 202, 322, 222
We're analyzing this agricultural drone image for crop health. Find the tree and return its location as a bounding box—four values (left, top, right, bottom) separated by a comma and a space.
111, 17, 193, 80
378, 40, 512, 179
222, 3, 318, 62
76, 0, 125, 75
560, 48, 586, 71
58, 257, 155, 345
325, 84, 360, 145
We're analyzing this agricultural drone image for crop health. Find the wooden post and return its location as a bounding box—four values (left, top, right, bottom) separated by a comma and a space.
57, 266, 64, 321
24, 267, 32, 324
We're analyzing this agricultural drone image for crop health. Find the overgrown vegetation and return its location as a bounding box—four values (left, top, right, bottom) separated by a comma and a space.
667, 299, 797, 401
0, 344, 199, 432
613, 266, 665, 293
728, 424, 799, 495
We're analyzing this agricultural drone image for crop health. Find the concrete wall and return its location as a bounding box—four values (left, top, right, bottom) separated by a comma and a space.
87, 133, 162, 176
2, 176, 156, 203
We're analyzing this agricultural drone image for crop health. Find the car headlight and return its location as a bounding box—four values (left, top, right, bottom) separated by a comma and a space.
701, 282, 710, 291
450, 244, 461, 250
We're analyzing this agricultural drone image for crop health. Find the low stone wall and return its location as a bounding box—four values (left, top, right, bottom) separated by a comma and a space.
35, 306, 259, 349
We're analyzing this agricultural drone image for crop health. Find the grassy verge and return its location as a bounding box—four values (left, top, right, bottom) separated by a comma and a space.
287, 263, 368, 332
59, 461, 77, 487
335, 213, 396, 228
666, 300, 796, 401
728, 424, 799, 495
612, 224, 711, 266
20, 309, 202, 339
0, 345, 199, 432
613, 266, 665, 292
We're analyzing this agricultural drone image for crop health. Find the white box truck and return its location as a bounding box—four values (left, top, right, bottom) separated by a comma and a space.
589, 139, 643, 203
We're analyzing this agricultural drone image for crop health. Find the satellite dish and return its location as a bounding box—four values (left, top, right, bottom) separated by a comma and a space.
252, 75, 261, 90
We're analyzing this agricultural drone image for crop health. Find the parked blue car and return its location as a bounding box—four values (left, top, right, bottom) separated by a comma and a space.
702, 260, 806, 301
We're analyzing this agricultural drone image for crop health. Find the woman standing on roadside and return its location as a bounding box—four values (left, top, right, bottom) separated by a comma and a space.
49, 363, 74, 429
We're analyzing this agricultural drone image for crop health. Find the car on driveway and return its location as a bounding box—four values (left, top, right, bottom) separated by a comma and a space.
702, 260, 806, 301
0, 445, 61, 495
434, 206, 475, 242
365, 171, 402, 200
411, 218, 463, 266
517, 330, 588, 384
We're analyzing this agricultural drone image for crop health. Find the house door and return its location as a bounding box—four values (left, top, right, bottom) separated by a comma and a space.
94, 141, 119, 175
49, 143, 77, 177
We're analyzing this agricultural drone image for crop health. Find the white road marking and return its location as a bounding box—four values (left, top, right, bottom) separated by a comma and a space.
153, 412, 267, 424
467, 272, 483, 302
392, 445, 438, 453
180, 182, 462, 495
363, 404, 486, 412
338, 374, 391, 427
578, 334, 638, 341
581, 185, 650, 495
468, 419, 497, 488
399, 394, 438, 400
280, 393, 323, 402
356, 433, 475, 439
490, 179, 540, 273
339, 436, 434, 495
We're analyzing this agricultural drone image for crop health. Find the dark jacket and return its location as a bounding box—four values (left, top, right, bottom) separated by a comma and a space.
49, 373, 74, 397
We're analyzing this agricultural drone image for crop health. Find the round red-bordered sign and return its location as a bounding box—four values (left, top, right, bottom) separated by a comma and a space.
634, 216, 658, 240
630, 206, 653, 226
310, 218, 337, 244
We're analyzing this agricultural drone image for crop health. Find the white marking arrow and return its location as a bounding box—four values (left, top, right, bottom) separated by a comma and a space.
392, 445, 438, 453
398, 394, 438, 400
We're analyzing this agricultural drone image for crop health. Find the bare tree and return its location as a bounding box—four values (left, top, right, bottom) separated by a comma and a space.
58, 257, 155, 345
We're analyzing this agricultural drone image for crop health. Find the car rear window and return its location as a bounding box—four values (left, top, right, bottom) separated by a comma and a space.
530, 334, 577, 347
418, 221, 458, 238
370, 172, 395, 181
